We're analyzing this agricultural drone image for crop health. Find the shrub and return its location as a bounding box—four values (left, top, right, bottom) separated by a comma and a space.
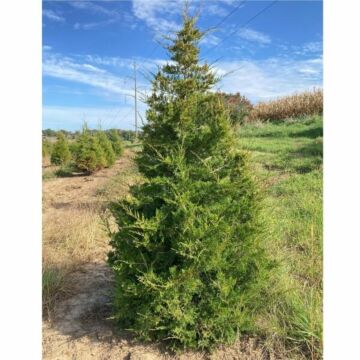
96, 131, 116, 167
108, 13, 273, 351
50, 132, 71, 165
107, 129, 124, 157
68, 141, 79, 157
42, 138, 52, 158
249, 89, 323, 122
74, 125, 106, 173
218, 92, 253, 126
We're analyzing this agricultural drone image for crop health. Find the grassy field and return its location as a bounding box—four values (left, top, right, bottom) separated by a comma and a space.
42, 117, 322, 359
237, 115, 323, 358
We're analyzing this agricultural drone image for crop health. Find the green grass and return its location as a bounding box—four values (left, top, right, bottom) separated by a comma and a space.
237, 115, 323, 358
90, 117, 323, 357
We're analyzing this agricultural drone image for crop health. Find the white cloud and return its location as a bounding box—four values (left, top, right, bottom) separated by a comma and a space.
70, 1, 134, 30
42, 45, 52, 51
132, 0, 181, 34
43, 9, 65, 23
237, 27, 271, 45
74, 18, 117, 30
43, 53, 136, 97
200, 33, 221, 47
291, 41, 323, 56
70, 1, 118, 17
214, 57, 322, 102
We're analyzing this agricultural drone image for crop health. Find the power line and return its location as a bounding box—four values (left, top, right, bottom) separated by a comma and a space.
209, 0, 247, 30
104, 105, 135, 131
203, 0, 278, 57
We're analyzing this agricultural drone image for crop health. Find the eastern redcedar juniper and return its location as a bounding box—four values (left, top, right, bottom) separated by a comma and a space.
73, 124, 106, 173
96, 130, 116, 168
107, 129, 124, 157
108, 12, 273, 350
50, 131, 71, 166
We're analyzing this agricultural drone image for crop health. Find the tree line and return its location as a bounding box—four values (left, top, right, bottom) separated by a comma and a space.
42, 128, 137, 142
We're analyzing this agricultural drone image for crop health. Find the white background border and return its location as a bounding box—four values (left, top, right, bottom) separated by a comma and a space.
1, 0, 360, 358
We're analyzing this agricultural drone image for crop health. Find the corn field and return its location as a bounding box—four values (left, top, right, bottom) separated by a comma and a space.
248, 89, 323, 122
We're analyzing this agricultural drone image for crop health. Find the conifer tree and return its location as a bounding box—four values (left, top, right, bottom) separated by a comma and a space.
50, 132, 71, 165
96, 130, 116, 167
42, 138, 52, 158
108, 12, 272, 350
107, 129, 124, 157
74, 125, 106, 173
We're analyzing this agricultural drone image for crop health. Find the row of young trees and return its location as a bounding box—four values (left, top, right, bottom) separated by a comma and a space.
46, 126, 124, 173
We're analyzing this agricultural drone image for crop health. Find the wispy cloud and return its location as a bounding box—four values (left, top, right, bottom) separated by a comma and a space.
214, 57, 322, 101
43, 9, 65, 23
132, 0, 181, 34
237, 27, 271, 45
70, 0, 134, 30
292, 41, 323, 56
43, 53, 135, 97
200, 33, 221, 47
73, 18, 118, 30
70, 1, 119, 17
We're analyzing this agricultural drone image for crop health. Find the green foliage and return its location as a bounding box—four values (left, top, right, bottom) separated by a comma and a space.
96, 131, 116, 167
119, 129, 137, 142
50, 132, 71, 165
107, 129, 124, 157
108, 13, 273, 350
42, 138, 52, 158
42, 128, 57, 137
218, 92, 253, 126
73, 125, 106, 173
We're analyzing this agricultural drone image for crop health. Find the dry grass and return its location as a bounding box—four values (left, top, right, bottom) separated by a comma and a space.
42, 149, 138, 319
249, 89, 323, 122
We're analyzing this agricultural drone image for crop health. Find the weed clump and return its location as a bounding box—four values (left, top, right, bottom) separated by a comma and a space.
108, 13, 273, 350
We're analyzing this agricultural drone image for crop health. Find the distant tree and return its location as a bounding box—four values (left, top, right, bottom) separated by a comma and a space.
120, 130, 136, 142
107, 129, 124, 157
74, 125, 106, 173
96, 131, 116, 167
50, 132, 71, 165
218, 92, 253, 126
42, 129, 57, 137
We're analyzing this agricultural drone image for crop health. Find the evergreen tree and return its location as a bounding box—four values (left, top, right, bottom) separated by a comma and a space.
74, 125, 106, 173
50, 132, 71, 165
107, 129, 124, 157
108, 13, 272, 350
96, 130, 116, 167
42, 138, 52, 158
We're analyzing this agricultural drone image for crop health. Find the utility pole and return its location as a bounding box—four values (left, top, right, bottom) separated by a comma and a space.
134, 61, 138, 140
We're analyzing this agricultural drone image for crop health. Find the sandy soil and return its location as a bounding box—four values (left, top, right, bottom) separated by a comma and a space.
42, 150, 280, 360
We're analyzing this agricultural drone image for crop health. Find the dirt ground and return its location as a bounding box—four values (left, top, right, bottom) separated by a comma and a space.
42, 150, 282, 360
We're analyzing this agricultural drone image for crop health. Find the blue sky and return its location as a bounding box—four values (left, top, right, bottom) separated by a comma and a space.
42, 0, 323, 130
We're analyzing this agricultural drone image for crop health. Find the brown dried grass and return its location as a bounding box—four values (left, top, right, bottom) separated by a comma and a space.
248, 89, 323, 122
